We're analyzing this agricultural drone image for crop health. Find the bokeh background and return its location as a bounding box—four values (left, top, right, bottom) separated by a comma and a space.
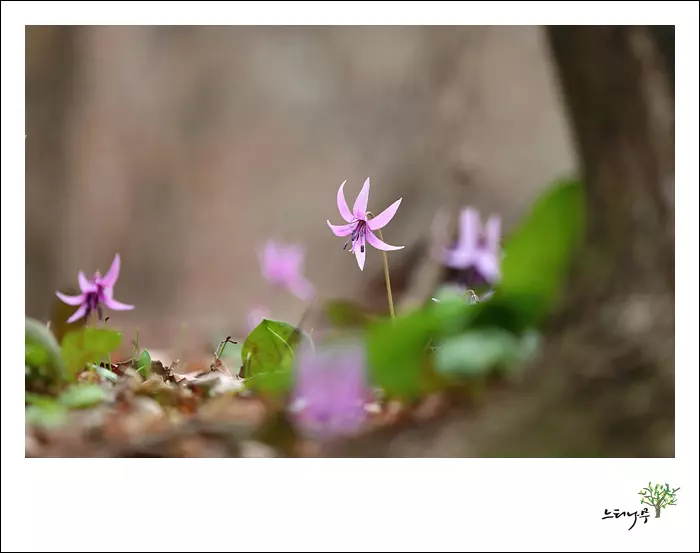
25, 25, 576, 351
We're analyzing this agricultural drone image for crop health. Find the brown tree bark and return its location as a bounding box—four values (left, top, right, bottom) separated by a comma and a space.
331, 25, 675, 458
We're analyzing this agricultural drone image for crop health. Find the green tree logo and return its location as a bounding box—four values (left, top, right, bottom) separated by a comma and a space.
639, 483, 680, 518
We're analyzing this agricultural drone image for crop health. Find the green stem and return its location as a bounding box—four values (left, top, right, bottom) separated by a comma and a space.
377, 229, 396, 319
366, 212, 396, 320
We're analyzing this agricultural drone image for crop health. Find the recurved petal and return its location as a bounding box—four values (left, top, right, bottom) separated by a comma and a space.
367, 198, 402, 230
287, 276, 315, 301
102, 297, 135, 311
66, 303, 89, 324
485, 215, 501, 251
354, 235, 366, 271
55, 291, 85, 306
327, 221, 354, 237
101, 253, 121, 288
352, 177, 371, 219
336, 180, 354, 223
366, 230, 404, 251
458, 208, 481, 249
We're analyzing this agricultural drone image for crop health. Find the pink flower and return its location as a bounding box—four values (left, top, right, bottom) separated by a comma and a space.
258, 240, 315, 301
55, 254, 134, 323
326, 178, 404, 271
247, 307, 270, 333
289, 340, 368, 440
443, 207, 502, 287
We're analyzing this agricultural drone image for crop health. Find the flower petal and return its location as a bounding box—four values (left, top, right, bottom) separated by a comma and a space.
336, 180, 354, 223
352, 177, 371, 219
55, 291, 85, 306
367, 198, 402, 230
286, 276, 315, 301
247, 307, 269, 332
354, 235, 366, 271
459, 208, 481, 249
485, 215, 501, 252
474, 251, 501, 284
102, 297, 135, 311
66, 303, 89, 324
366, 230, 404, 251
327, 221, 354, 237
78, 271, 92, 293
101, 254, 121, 288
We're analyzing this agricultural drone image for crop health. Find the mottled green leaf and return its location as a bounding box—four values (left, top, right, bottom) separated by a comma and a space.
25, 317, 67, 382
365, 308, 440, 400
435, 328, 524, 377
496, 178, 585, 327
60, 328, 123, 378
137, 350, 152, 376
241, 319, 302, 379
58, 383, 107, 409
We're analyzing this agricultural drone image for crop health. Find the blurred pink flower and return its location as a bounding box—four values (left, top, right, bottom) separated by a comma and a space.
327, 178, 404, 271
290, 340, 369, 440
247, 307, 270, 333
258, 240, 314, 301
443, 207, 502, 287
55, 254, 134, 323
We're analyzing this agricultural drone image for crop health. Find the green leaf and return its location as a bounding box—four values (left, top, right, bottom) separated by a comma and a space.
365, 308, 439, 400
25, 317, 67, 381
60, 328, 123, 378
244, 369, 294, 399
496, 178, 585, 327
323, 299, 377, 328
241, 319, 302, 379
58, 383, 107, 409
96, 366, 119, 382
137, 350, 152, 376
434, 328, 525, 377
26, 403, 68, 428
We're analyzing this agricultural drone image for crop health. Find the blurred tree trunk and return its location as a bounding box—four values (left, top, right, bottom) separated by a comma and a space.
25, 26, 77, 319
333, 25, 675, 457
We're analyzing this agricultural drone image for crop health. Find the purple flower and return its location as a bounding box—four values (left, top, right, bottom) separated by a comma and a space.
290, 341, 369, 440
55, 254, 134, 323
259, 240, 315, 301
327, 178, 404, 271
443, 207, 502, 288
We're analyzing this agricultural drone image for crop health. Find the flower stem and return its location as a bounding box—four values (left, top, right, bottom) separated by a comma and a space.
376, 228, 396, 319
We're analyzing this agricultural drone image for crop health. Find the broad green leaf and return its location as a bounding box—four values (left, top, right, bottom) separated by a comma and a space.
435, 328, 524, 377
25, 317, 67, 382
496, 178, 585, 327
61, 328, 123, 378
26, 403, 68, 428
323, 299, 377, 328
137, 350, 152, 376
58, 383, 107, 408
25, 392, 59, 408
244, 369, 294, 399
241, 319, 302, 379
365, 308, 440, 400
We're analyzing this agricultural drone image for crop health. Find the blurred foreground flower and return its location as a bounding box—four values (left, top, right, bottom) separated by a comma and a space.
327, 178, 403, 271
289, 340, 368, 440
442, 207, 502, 294
259, 240, 315, 301
246, 307, 270, 333
55, 254, 134, 323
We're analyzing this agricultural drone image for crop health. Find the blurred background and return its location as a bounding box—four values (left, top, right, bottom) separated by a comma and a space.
25, 25, 576, 352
